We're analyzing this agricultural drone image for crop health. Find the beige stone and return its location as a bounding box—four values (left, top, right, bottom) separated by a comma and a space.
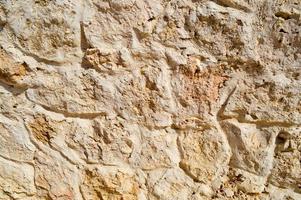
0, 0, 300, 199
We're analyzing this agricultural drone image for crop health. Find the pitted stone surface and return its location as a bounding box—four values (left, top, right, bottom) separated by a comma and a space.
0, 0, 300, 199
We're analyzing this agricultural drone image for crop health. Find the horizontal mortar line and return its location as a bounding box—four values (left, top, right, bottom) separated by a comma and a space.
0, 153, 34, 166
38, 103, 106, 119
24, 92, 106, 119
220, 115, 300, 128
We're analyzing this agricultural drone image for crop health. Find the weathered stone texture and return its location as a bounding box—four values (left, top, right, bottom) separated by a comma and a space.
0, 0, 300, 199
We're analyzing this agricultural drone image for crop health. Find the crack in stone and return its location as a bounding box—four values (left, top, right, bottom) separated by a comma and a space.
80, 21, 91, 52
217, 86, 237, 122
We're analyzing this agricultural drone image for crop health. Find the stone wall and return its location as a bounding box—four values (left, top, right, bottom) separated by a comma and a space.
0, 0, 300, 199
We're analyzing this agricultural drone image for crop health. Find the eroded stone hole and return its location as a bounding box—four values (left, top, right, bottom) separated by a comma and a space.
276, 131, 290, 145
250, 113, 258, 120
275, 131, 293, 153
279, 28, 287, 33
275, 11, 292, 20
148, 17, 155, 22
276, 134, 286, 145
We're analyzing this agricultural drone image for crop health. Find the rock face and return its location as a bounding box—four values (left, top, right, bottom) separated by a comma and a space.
0, 0, 300, 199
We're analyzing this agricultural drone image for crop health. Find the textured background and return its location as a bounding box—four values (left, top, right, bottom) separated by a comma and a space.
0, 0, 300, 199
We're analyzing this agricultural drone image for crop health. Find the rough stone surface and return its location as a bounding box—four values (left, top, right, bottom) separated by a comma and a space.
0, 0, 300, 199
